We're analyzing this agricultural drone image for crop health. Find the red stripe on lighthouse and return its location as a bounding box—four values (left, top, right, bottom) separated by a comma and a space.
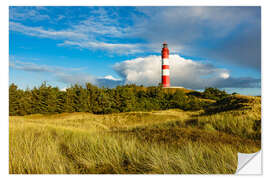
161, 42, 170, 87
162, 54, 169, 59
162, 76, 170, 87
162, 65, 169, 69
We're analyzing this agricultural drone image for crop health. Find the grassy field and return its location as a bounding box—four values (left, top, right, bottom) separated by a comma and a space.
9, 95, 261, 174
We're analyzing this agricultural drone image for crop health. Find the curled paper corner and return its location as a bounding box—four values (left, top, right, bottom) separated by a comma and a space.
236, 150, 262, 175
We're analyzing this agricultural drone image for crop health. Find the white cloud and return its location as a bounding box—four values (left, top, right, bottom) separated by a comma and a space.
58, 41, 142, 54
10, 60, 85, 73
10, 60, 96, 85
10, 7, 50, 22
103, 75, 121, 81
114, 55, 259, 89
55, 73, 123, 88
10, 21, 141, 54
219, 72, 230, 79
10, 22, 87, 40
73, 14, 129, 38
96, 75, 123, 88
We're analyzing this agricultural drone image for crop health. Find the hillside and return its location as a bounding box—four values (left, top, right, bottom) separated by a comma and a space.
9, 94, 261, 174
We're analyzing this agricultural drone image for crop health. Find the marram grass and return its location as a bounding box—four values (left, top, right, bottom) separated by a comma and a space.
9, 125, 239, 174
9, 97, 261, 174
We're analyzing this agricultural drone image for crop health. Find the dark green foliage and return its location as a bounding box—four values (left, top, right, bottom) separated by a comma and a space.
202, 87, 229, 101
30, 82, 59, 114
65, 84, 89, 112
204, 95, 250, 114
9, 83, 231, 116
186, 91, 202, 98
92, 89, 114, 114
170, 90, 187, 109
9, 83, 32, 116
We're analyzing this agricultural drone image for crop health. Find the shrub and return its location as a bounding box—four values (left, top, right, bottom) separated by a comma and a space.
202, 87, 229, 101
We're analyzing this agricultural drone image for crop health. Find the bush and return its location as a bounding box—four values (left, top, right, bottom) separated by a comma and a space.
202, 87, 229, 101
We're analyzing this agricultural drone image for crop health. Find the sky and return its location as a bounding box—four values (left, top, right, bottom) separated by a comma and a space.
9, 6, 261, 95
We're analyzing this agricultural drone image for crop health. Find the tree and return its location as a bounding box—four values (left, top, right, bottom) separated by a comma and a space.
115, 85, 138, 112
9, 84, 21, 115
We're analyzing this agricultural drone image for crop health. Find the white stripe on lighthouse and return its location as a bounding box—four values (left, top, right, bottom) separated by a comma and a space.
162, 69, 170, 76
162, 58, 169, 65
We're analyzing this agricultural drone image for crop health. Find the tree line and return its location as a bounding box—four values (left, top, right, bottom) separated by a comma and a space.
9, 82, 229, 116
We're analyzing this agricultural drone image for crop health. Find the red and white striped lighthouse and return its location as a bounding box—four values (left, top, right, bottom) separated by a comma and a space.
161, 42, 170, 87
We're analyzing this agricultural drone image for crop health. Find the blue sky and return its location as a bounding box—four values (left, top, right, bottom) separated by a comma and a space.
9, 6, 261, 95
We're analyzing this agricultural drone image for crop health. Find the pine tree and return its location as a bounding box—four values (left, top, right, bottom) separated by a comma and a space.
9, 83, 20, 115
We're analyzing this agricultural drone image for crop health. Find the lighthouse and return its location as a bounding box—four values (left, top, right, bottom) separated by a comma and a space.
161, 42, 170, 87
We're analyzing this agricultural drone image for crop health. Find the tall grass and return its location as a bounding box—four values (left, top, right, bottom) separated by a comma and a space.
10, 125, 240, 174
198, 96, 261, 140
9, 96, 261, 174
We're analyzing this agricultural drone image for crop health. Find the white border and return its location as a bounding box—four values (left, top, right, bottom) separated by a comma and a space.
1, 0, 9, 178
2, 0, 270, 179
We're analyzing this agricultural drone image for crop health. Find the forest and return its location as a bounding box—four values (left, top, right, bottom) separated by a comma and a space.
9, 82, 230, 116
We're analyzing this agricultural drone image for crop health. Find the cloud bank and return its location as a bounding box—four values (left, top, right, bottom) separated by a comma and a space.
10, 55, 260, 90
114, 55, 260, 89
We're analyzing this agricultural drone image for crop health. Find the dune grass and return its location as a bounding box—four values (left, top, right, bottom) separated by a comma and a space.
9, 96, 261, 174
10, 125, 240, 174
